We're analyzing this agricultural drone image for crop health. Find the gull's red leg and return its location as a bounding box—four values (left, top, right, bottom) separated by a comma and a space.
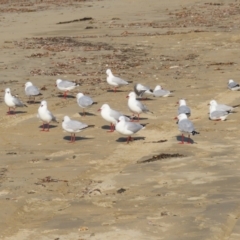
45, 123, 49, 132
41, 123, 45, 131
187, 134, 191, 144
178, 134, 184, 144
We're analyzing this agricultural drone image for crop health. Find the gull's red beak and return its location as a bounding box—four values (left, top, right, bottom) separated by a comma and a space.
207, 103, 210, 106
98, 108, 101, 111
126, 96, 129, 98
174, 117, 177, 120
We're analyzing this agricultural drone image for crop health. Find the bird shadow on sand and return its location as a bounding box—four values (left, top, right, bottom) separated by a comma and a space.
107, 89, 128, 93
78, 112, 96, 117
137, 98, 155, 101
27, 101, 41, 104
7, 111, 27, 115
63, 136, 94, 142
116, 136, 145, 143
132, 117, 148, 121
57, 94, 75, 99
101, 125, 112, 130
176, 135, 195, 144
38, 124, 58, 129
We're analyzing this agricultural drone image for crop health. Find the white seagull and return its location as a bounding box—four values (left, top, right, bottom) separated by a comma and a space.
175, 113, 199, 144
62, 116, 89, 143
56, 79, 79, 99
106, 69, 129, 92
127, 91, 152, 121
4, 88, 27, 115
177, 99, 191, 117
76, 93, 97, 116
209, 100, 239, 113
38, 100, 58, 131
209, 104, 230, 121
115, 116, 145, 143
134, 83, 153, 99
98, 103, 130, 132
25, 81, 42, 103
228, 79, 240, 91
153, 85, 171, 97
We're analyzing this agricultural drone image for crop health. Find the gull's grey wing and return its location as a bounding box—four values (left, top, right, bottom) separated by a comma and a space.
25, 86, 40, 96
216, 104, 233, 112
126, 122, 143, 133
228, 81, 239, 89
153, 89, 170, 97
210, 110, 228, 119
59, 80, 76, 88
178, 105, 191, 115
112, 76, 128, 85
47, 110, 58, 123
78, 96, 93, 108
12, 96, 26, 107
109, 109, 123, 120
66, 120, 88, 131
136, 100, 149, 112
178, 119, 194, 133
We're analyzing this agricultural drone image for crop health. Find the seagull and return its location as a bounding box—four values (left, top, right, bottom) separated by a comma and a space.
56, 79, 79, 99
115, 116, 145, 143
37, 100, 58, 131
228, 79, 240, 91
76, 93, 97, 116
62, 116, 89, 143
177, 99, 191, 117
127, 91, 152, 121
209, 104, 230, 121
106, 69, 129, 92
134, 83, 153, 99
153, 85, 171, 97
25, 81, 42, 103
209, 100, 240, 112
4, 88, 27, 115
98, 104, 130, 132
175, 113, 199, 144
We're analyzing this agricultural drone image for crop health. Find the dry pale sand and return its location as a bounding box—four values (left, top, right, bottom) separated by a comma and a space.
1, 0, 240, 239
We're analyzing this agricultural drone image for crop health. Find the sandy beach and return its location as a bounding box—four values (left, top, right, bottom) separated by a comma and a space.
1, 0, 240, 239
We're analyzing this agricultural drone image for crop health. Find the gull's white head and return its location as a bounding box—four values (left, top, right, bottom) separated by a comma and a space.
229, 79, 234, 83
99, 103, 110, 111
76, 93, 84, 99
5, 88, 11, 95
40, 100, 47, 108
63, 116, 71, 122
106, 69, 112, 76
179, 99, 186, 106
127, 91, 137, 99
154, 85, 162, 91
177, 113, 188, 121
210, 104, 217, 113
209, 100, 217, 106
25, 82, 33, 88
56, 79, 62, 85
118, 116, 127, 122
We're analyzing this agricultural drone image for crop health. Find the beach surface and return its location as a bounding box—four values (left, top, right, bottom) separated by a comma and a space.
1, 0, 240, 239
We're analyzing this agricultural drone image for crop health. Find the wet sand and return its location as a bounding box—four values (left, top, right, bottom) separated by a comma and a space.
1, 0, 240, 239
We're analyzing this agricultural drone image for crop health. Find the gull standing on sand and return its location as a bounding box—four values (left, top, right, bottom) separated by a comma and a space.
106, 69, 129, 92
115, 116, 145, 143
25, 81, 42, 103
134, 83, 153, 99
177, 99, 191, 117
98, 103, 130, 132
228, 79, 240, 91
38, 100, 58, 131
209, 104, 230, 121
4, 88, 27, 115
76, 93, 97, 116
209, 100, 239, 112
62, 116, 89, 143
56, 79, 79, 99
153, 85, 171, 97
127, 91, 152, 121
175, 113, 199, 144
